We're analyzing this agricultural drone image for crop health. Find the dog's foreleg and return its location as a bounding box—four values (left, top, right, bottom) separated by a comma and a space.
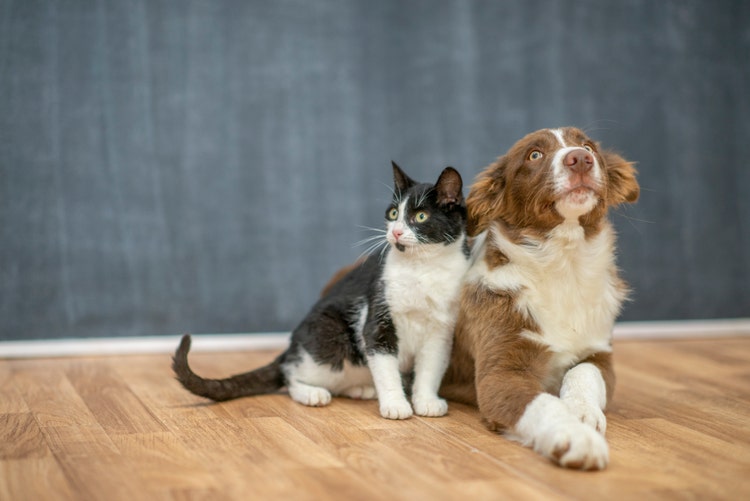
559, 353, 613, 435
475, 337, 610, 470
513, 392, 609, 470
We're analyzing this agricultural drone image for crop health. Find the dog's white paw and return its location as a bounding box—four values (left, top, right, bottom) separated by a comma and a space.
536, 420, 609, 470
379, 397, 413, 420
289, 384, 332, 407
342, 385, 377, 400
412, 395, 448, 417
564, 397, 607, 435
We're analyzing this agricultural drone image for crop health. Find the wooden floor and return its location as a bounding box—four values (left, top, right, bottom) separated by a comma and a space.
1, 337, 749, 500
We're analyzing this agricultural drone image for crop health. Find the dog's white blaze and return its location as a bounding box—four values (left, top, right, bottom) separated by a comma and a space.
550, 128, 567, 147
548, 128, 605, 220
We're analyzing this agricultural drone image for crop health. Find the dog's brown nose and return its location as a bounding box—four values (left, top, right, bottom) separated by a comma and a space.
564, 149, 594, 173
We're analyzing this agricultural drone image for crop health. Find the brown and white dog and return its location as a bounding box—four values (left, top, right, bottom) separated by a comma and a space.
440, 127, 639, 470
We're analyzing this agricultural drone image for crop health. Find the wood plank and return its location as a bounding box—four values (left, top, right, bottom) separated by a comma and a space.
12, 365, 101, 428
0, 337, 748, 499
0, 366, 30, 414
0, 413, 49, 459
0, 456, 75, 501
65, 361, 168, 435
109, 432, 218, 492
52, 455, 163, 501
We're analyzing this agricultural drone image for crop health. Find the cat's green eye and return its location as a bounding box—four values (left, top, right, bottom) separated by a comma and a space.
415, 211, 429, 223
387, 208, 399, 221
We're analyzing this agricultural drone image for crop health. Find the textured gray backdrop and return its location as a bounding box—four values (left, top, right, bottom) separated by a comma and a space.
1, 0, 748, 341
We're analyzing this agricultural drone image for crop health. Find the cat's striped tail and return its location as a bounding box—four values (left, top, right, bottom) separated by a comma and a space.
172, 334, 285, 402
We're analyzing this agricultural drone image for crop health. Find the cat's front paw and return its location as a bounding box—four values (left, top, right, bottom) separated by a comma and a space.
342, 385, 377, 400
412, 396, 448, 417
379, 399, 413, 420
288, 384, 332, 407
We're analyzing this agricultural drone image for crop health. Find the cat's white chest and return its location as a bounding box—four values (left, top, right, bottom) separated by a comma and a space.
383, 242, 468, 367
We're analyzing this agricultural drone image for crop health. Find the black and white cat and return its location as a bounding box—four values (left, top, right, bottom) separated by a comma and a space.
173, 162, 469, 419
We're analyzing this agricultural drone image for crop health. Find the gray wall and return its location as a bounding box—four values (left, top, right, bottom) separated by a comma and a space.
1, 0, 748, 341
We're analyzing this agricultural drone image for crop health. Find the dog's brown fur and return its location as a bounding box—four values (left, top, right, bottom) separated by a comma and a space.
441, 127, 638, 469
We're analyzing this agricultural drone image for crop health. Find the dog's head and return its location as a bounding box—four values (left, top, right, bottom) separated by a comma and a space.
467, 127, 639, 237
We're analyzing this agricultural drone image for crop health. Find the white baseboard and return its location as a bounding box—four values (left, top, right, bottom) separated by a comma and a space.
0, 333, 290, 359
1, 319, 748, 359
613, 318, 750, 340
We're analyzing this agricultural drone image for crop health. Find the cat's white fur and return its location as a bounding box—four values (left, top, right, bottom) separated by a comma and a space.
286, 195, 469, 419
286, 349, 374, 406
374, 197, 469, 418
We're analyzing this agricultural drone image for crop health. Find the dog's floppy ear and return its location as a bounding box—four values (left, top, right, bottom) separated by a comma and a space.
466, 158, 506, 236
602, 151, 639, 206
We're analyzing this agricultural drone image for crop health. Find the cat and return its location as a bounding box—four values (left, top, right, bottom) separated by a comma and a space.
172, 162, 469, 419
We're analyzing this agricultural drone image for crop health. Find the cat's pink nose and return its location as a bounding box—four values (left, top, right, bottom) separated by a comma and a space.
391, 228, 404, 240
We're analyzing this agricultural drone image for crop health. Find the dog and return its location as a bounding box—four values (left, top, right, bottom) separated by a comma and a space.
440, 127, 639, 470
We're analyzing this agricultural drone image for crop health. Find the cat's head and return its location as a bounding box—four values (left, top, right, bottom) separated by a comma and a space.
385, 162, 467, 253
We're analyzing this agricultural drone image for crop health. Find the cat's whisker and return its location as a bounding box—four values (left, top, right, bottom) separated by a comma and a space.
353, 225, 389, 253
355, 225, 387, 233
358, 239, 388, 259
377, 241, 390, 263
416, 187, 433, 208
378, 181, 398, 201
380, 180, 405, 206
353, 234, 388, 248
357, 245, 381, 260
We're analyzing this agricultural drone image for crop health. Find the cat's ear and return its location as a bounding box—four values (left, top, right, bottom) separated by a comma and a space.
435, 167, 464, 207
391, 161, 416, 195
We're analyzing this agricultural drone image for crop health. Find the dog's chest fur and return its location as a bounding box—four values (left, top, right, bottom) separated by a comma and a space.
470, 221, 625, 379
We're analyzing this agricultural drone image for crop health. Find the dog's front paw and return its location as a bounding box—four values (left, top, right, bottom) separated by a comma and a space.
379, 398, 413, 420
537, 421, 609, 470
412, 395, 448, 417
564, 397, 607, 434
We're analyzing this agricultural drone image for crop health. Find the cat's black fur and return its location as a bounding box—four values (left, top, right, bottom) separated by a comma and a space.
173, 162, 468, 418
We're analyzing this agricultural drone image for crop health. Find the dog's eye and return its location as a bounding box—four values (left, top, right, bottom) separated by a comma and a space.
583, 144, 594, 153
528, 150, 543, 161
